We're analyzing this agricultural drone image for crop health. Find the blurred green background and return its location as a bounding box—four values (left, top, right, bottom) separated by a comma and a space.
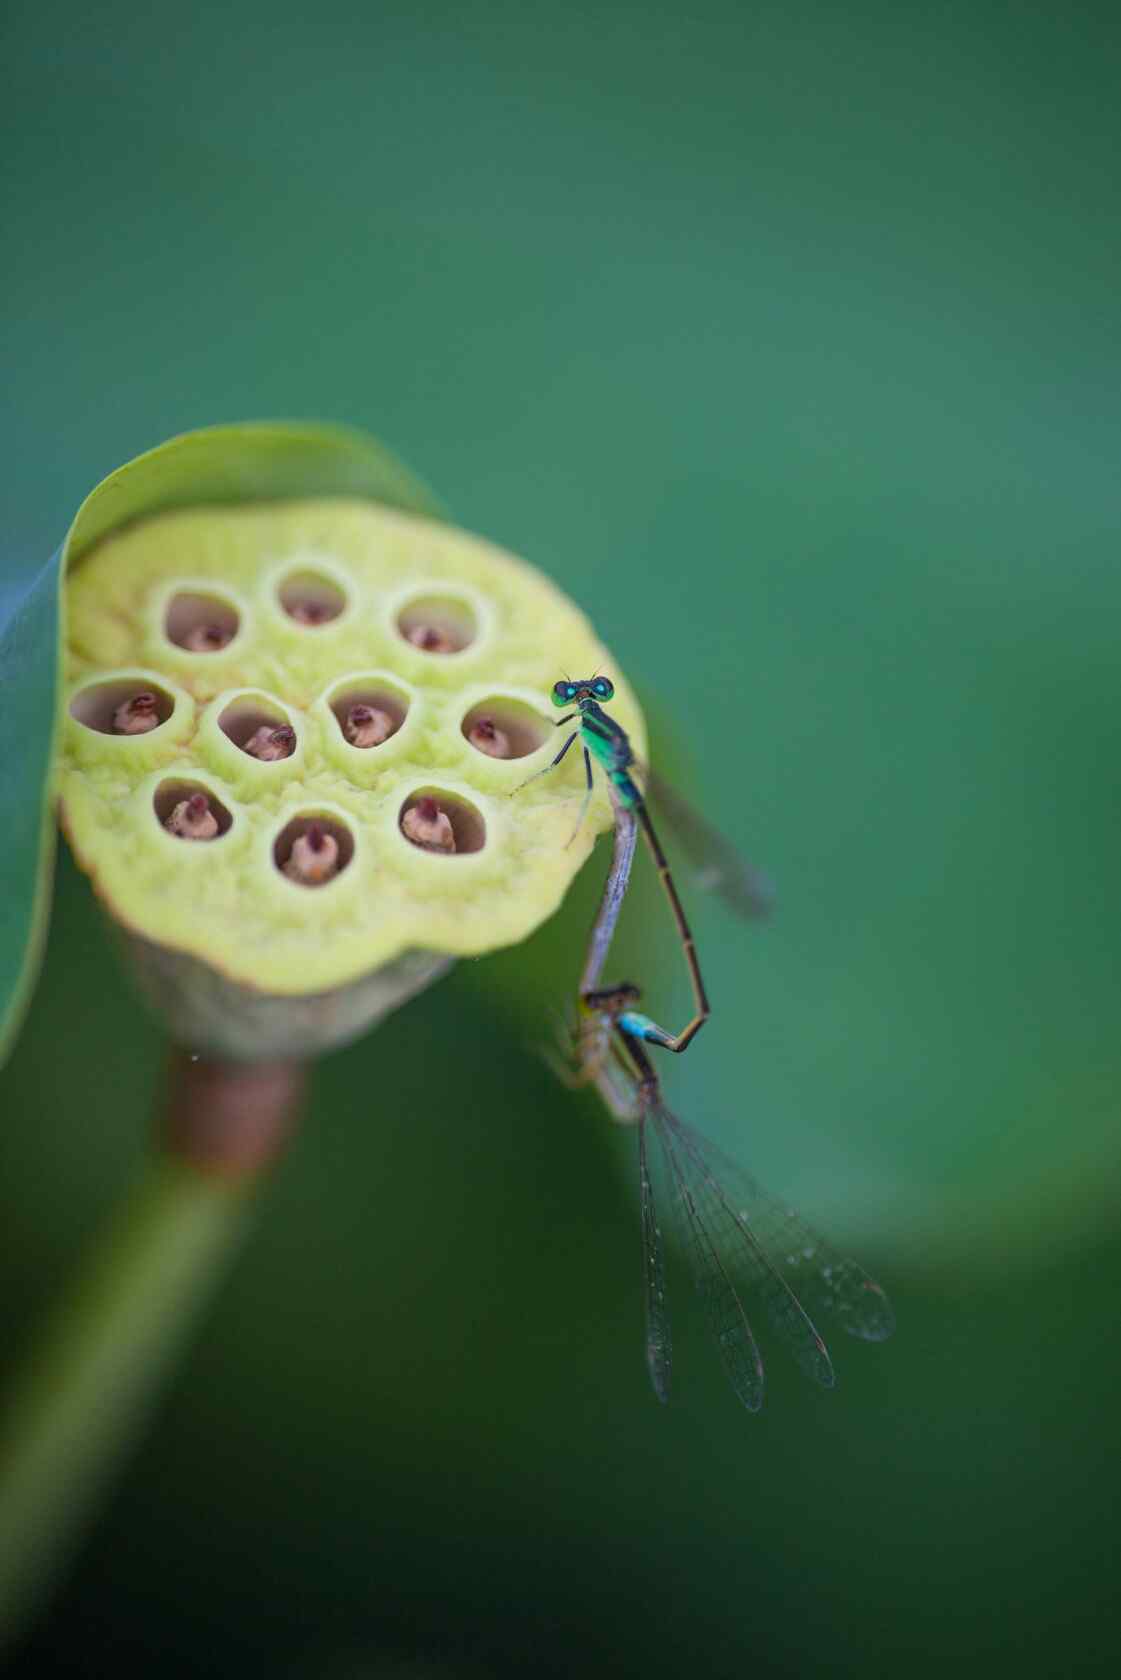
2, 0, 1120, 1673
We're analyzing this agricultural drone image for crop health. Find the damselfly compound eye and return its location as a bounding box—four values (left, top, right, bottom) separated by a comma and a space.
594, 677, 614, 700
552, 682, 572, 706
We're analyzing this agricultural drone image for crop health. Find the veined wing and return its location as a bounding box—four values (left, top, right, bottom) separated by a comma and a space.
637, 1117, 672, 1403
642, 766, 775, 919
659, 1105, 836, 1390
678, 1126, 896, 1344
647, 1104, 766, 1411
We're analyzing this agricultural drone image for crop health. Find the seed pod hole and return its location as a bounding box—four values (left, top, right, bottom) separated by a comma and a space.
70, 679, 174, 736
273, 814, 355, 886
165, 592, 240, 652
153, 780, 232, 840
399, 791, 486, 855
327, 682, 409, 749
277, 571, 347, 627
396, 596, 476, 655
461, 698, 549, 760
218, 698, 297, 761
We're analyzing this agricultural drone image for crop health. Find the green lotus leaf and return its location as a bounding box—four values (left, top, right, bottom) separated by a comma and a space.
0, 550, 63, 1068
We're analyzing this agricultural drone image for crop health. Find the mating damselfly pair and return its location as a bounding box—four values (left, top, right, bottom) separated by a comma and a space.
514, 674, 894, 1411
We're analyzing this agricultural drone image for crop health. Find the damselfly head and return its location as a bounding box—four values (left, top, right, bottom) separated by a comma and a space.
552, 674, 614, 706
583, 980, 642, 1017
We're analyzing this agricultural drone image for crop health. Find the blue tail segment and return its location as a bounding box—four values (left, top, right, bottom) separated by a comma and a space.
618, 1010, 676, 1051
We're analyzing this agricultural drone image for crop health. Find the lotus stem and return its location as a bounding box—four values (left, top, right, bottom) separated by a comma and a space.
0, 1051, 304, 1652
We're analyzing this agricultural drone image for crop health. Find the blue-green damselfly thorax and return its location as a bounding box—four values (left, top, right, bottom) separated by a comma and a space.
561, 986, 895, 1410
515, 674, 774, 1052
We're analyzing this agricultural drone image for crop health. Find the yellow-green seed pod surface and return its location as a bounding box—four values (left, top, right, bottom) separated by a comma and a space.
56, 425, 644, 1059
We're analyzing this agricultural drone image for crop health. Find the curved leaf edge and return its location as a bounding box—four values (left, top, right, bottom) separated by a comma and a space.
0, 549, 63, 1069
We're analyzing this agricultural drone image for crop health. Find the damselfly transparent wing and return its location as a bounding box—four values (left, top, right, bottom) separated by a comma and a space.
642, 766, 775, 920
655, 1104, 837, 1397
647, 1104, 767, 1411
673, 1123, 896, 1345
637, 1117, 672, 1403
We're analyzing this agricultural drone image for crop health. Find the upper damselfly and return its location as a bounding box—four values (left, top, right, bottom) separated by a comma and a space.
515, 674, 773, 1051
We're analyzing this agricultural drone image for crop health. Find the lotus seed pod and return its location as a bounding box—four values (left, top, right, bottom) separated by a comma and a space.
55, 423, 645, 1060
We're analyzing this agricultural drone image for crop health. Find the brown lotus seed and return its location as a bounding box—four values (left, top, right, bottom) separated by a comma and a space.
288, 600, 332, 625
467, 717, 511, 758
283, 822, 340, 885
165, 793, 220, 840
343, 703, 394, 748
406, 624, 455, 654
244, 724, 297, 761
183, 623, 232, 652
112, 692, 160, 735
401, 796, 456, 853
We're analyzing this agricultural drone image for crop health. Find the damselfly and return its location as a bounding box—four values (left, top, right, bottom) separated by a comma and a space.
515, 674, 772, 1051
561, 986, 895, 1411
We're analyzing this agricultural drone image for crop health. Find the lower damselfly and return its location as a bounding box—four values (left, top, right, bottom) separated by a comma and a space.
560, 985, 895, 1411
